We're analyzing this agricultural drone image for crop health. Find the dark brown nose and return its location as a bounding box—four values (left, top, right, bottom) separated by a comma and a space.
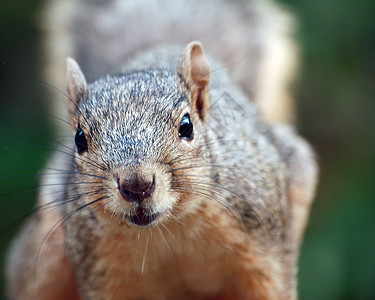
118, 175, 155, 204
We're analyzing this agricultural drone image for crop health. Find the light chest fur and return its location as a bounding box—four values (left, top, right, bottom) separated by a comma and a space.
67, 200, 281, 300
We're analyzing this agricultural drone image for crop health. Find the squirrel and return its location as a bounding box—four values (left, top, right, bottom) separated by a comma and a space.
6, 0, 318, 299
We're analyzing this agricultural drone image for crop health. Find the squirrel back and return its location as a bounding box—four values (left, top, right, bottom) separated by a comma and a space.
44, 0, 297, 124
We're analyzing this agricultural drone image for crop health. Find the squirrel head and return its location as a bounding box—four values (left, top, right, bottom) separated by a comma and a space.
65, 42, 213, 227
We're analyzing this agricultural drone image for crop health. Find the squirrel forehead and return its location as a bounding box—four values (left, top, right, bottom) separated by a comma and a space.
83, 69, 188, 114
79, 70, 189, 132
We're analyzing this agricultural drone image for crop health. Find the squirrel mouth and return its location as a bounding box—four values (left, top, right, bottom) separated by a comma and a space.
129, 207, 159, 226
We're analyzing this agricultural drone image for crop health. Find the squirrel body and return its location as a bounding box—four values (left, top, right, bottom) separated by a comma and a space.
6, 1, 318, 299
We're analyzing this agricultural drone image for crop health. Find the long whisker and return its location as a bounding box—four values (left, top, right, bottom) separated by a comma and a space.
160, 223, 176, 241
171, 180, 243, 202
39, 194, 112, 267
141, 231, 150, 274
156, 225, 173, 255
170, 186, 234, 214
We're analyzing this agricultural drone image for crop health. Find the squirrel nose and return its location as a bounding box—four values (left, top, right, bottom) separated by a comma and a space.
118, 175, 156, 204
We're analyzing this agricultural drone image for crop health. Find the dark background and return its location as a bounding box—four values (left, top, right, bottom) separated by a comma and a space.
0, 0, 374, 299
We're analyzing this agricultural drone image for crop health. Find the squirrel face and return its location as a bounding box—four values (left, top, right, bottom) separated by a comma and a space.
66, 42, 212, 227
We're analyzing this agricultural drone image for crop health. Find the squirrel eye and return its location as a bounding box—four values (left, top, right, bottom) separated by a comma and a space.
75, 125, 88, 154
178, 114, 194, 140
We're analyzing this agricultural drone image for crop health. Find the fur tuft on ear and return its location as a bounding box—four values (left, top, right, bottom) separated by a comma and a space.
177, 41, 210, 122
66, 57, 87, 128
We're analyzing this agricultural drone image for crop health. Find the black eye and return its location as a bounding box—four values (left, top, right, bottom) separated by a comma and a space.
75, 125, 88, 154
178, 114, 194, 140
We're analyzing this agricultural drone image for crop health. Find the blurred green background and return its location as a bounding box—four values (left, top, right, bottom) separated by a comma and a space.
0, 0, 374, 299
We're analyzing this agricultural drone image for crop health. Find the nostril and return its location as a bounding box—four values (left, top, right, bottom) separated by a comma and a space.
142, 174, 156, 197
118, 175, 156, 204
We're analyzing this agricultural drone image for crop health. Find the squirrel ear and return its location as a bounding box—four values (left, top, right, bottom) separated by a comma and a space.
66, 57, 87, 127
177, 41, 210, 122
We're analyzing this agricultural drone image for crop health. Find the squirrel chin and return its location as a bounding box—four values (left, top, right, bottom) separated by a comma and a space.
128, 206, 160, 227
97, 200, 171, 228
